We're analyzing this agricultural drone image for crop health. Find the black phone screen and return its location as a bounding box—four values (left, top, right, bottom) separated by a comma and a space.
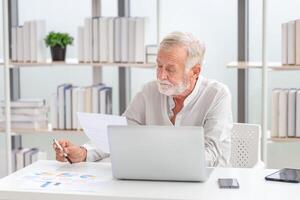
265, 168, 300, 183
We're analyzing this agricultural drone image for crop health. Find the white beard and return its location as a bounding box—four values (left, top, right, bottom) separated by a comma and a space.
156, 79, 188, 96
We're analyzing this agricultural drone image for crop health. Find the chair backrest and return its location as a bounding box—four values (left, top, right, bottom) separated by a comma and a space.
230, 123, 261, 168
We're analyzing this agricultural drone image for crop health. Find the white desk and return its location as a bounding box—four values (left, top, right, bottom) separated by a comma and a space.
0, 160, 298, 200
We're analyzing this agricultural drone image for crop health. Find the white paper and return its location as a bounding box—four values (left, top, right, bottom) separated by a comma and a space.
77, 112, 127, 153
18, 169, 109, 192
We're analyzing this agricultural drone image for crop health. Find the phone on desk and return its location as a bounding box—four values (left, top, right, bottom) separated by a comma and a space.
265, 168, 300, 183
218, 178, 239, 189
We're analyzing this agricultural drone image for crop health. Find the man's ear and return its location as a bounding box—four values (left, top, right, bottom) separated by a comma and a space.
191, 64, 201, 78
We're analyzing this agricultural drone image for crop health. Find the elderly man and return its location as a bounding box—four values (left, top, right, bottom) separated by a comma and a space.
54, 31, 233, 167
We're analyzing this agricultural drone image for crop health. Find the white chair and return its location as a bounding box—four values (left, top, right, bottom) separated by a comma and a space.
230, 123, 264, 168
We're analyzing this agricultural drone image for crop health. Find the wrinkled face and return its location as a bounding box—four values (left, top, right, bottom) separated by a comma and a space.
156, 46, 190, 96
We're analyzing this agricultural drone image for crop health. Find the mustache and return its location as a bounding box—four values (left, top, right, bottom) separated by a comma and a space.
157, 80, 173, 86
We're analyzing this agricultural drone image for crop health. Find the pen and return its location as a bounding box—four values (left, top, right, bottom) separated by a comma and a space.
53, 139, 73, 164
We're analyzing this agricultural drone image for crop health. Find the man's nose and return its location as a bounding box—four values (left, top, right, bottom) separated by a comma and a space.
157, 69, 168, 80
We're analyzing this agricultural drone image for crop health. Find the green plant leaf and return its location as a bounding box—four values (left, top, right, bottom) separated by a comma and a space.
44, 31, 74, 48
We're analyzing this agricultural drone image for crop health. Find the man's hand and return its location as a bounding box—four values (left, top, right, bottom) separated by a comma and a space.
53, 139, 87, 163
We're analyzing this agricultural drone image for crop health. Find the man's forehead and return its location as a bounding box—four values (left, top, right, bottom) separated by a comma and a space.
157, 48, 187, 65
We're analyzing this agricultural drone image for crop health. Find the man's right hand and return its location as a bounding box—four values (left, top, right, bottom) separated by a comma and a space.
53, 139, 87, 163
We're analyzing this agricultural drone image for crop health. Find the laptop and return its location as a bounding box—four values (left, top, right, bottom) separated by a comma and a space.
107, 126, 213, 182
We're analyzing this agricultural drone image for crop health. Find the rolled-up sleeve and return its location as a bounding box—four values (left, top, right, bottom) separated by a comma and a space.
204, 87, 233, 167
81, 141, 109, 162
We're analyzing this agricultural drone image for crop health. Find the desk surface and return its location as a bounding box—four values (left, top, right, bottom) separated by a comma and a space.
0, 160, 298, 200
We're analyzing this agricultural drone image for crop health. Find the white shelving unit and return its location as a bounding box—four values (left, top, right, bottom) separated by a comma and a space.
1, 0, 161, 175
227, 0, 300, 162
227, 61, 300, 71
0, 59, 156, 68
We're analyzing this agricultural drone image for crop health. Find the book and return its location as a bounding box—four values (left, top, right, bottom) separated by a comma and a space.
8, 114, 48, 122
296, 90, 300, 137
0, 99, 45, 108
107, 17, 115, 63
76, 87, 86, 130
34, 20, 47, 62
278, 90, 288, 137
135, 17, 145, 63
24, 148, 39, 167
128, 18, 136, 63
146, 54, 156, 63
57, 84, 72, 129
282, 23, 288, 65
16, 148, 31, 170
92, 17, 99, 62
65, 87, 73, 130
98, 87, 112, 114
146, 44, 158, 55
84, 86, 93, 113
31, 151, 47, 163
72, 87, 79, 129
120, 17, 129, 63
271, 89, 280, 137
92, 84, 105, 113
99, 17, 109, 62
77, 26, 85, 62
287, 21, 296, 65
84, 18, 92, 62
23, 21, 31, 62
0, 107, 47, 115
287, 89, 297, 137
17, 26, 24, 62
13, 148, 47, 171
11, 27, 18, 61
30, 20, 37, 62
114, 17, 121, 62
296, 20, 300, 65
0, 121, 48, 130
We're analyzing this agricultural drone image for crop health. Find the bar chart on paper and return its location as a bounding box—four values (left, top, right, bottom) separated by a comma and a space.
15, 163, 112, 193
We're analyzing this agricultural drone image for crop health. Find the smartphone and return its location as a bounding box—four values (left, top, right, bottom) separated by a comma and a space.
218, 178, 239, 189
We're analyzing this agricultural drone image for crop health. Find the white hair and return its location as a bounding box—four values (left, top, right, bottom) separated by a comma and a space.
159, 31, 206, 70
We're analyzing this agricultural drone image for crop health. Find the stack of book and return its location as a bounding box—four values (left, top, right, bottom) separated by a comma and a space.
146, 45, 158, 63
11, 20, 47, 63
78, 17, 145, 63
50, 83, 112, 130
271, 88, 300, 138
0, 99, 48, 130
12, 147, 47, 172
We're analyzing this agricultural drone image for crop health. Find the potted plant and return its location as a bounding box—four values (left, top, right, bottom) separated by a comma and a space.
44, 32, 74, 61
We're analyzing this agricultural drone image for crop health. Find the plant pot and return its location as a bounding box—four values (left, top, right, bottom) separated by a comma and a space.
50, 46, 66, 61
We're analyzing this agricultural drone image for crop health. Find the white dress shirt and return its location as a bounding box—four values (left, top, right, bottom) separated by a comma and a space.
82, 75, 233, 167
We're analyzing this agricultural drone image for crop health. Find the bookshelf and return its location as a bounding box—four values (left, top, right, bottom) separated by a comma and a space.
8, 61, 156, 68
269, 137, 300, 142
227, 61, 300, 71
1, 0, 160, 175
0, 129, 84, 135
227, 0, 300, 164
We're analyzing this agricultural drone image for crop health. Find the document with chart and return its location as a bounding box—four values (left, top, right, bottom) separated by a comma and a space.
77, 112, 127, 153
16, 163, 112, 192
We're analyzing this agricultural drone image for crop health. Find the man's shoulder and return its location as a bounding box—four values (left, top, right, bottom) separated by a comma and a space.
141, 80, 160, 94
201, 77, 231, 97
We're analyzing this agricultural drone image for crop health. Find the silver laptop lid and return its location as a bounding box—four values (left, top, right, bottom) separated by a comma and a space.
108, 126, 210, 182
